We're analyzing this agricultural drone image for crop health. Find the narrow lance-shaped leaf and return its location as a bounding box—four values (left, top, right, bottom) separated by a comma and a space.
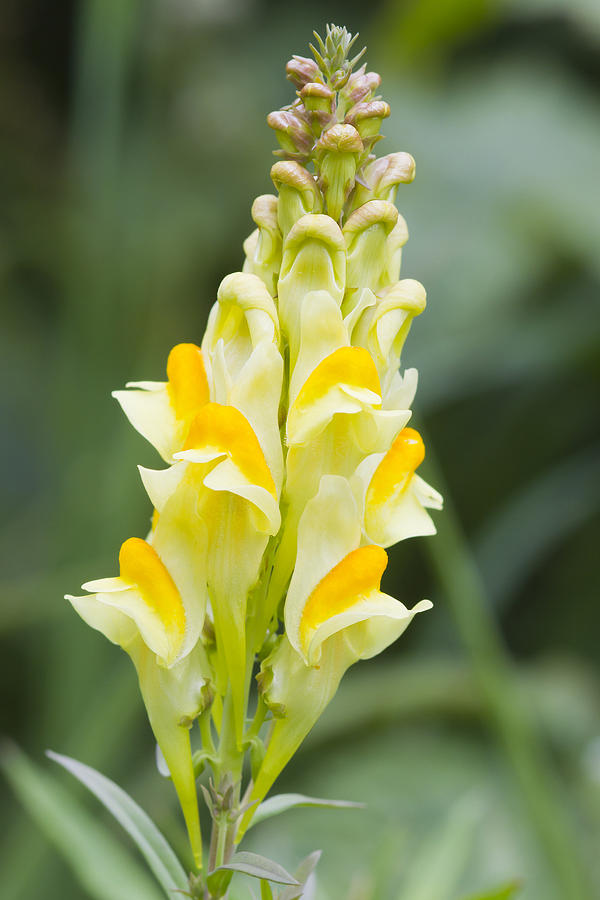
1, 744, 163, 900
279, 850, 322, 900
249, 792, 365, 829
211, 851, 299, 885
47, 750, 190, 895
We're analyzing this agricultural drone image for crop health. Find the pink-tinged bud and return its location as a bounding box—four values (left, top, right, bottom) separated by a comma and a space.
286, 55, 321, 89
345, 100, 390, 141
267, 110, 314, 157
316, 124, 364, 222
343, 65, 381, 106
271, 161, 322, 238
300, 82, 335, 114
299, 82, 336, 137
343, 199, 400, 298
317, 123, 364, 154
349, 152, 416, 211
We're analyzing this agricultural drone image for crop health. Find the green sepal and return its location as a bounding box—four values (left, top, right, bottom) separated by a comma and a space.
132, 643, 208, 869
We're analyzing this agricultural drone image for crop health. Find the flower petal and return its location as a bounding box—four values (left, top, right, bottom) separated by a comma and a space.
357, 429, 443, 547
289, 290, 349, 408
66, 593, 138, 649
113, 343, 209, 462
177, 403, 277, 498
299, 544, 388, 662
287, 346, 382, 446
284, 475, 361, 656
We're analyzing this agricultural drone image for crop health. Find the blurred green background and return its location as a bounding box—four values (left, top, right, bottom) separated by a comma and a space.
1, 0, 599, 898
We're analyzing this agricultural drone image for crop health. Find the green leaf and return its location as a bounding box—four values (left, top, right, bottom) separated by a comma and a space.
250, 792, 365, 829
279, 850, 322, 900
212, 851, 299, 885
0, 743, 163, 900
461, 882, 522, 900
261, 880, 275, 899
396, 793, 485, 900
47, 750, 189, 896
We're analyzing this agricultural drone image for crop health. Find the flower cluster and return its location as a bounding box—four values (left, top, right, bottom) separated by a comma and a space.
66, 25, 442, 869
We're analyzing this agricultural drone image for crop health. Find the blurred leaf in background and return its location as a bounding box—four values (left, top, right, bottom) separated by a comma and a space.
1, 0, 598, 897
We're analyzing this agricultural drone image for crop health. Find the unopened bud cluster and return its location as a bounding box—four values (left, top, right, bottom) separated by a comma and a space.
267, 24, 400, 223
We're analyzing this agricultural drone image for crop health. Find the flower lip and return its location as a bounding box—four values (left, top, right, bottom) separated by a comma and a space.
367, 427, 425, 506
166, 343, 210, 422
299, 544, 388, 657
177, 402, 277, 499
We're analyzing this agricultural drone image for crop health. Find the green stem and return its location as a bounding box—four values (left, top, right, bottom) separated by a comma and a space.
199, 709, 217, 760
423, 445, 592, 899
214, 819, 229, 869
245, 694, 268, 745
215, 691, 243, 787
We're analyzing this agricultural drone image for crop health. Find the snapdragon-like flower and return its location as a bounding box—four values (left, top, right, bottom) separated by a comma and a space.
66, 24, 442, 875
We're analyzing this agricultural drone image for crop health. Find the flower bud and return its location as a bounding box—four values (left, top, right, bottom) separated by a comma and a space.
300, 82, 335, 114
350, 151, 415, 211
286, 54, 321, 89
342, 200, 399, 310
381, 214, 409, 289
271, 161, 322, 240
342, 65, 381, 107
242, 194, 282, 296
345, 100, 390, 142
351, 278, 426, 389
299, 82, 335, 136
315, 124, 363, 222
278, 213, 346, 363
267, 110, 313, 158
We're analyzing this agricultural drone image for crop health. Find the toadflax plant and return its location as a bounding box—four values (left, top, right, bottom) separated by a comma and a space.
59, 25, 443, 899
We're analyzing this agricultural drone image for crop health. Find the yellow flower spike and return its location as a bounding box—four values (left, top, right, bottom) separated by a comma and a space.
278, 213, 346, 365
65, 25, 443, 878
270, 161, 323, 240
242, 194, 282, 297
342, 200, 400, 314
355, 427, 443, 547
112, 342, 210, 463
